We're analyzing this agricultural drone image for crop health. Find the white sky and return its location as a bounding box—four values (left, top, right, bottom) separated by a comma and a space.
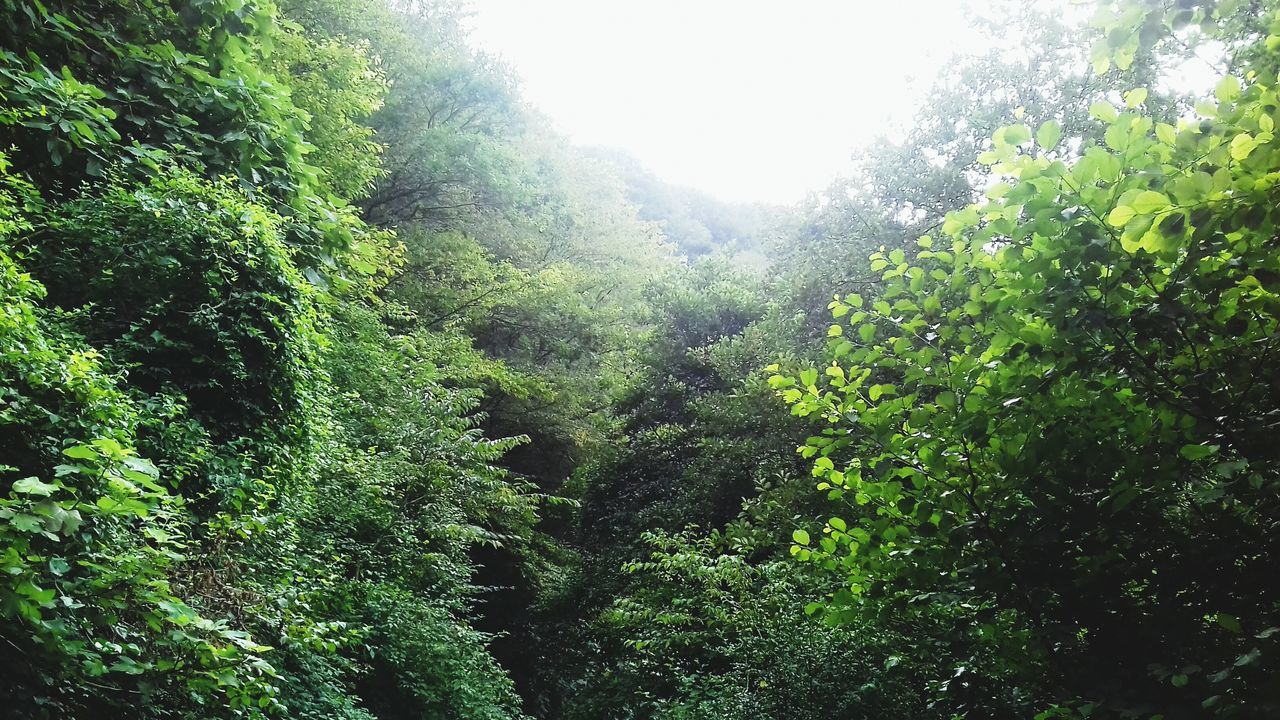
464, 0, 995, 204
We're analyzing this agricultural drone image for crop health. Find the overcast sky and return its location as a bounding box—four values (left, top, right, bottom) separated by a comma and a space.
465, 0, 995, 204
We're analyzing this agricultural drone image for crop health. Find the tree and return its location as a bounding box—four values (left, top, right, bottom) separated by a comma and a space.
775, 5, 1280, 714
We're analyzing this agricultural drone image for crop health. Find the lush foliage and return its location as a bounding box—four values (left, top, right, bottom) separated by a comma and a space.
773, 3, 1280, 717
5, 0, 1280, 718
0, 0, 665, 716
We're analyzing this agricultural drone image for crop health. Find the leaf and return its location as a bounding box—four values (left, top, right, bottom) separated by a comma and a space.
1124, 88, 1148, 108
1218, 613, 1243, 634
986, 182, 1012, 199
1109, 486, 1140, 512
57, 509, 83, 535
10, 514, 43, 533
1156, 123, 1177, 146
1235, 648, 1261, 667
1214, 75, 1241, 103
1131, 191, 1170, 213
792, 529, 811, 546
1230, 133, 1257, 161
1003, 124, 1031, 145
12, 477, 57, 496
1089, 101, 1118, 123
1036, 119, 1062, 150
1180, 444, 1219, 461
1107, 206, 1136, 227
61, 446, 99, 460
1195, 100, 1219, 118
16, 580, 55, 605
963, 393, 984, 413
1104, 123, 1130, 151
1092, 50, 1110, 75
122, 456, 159, 478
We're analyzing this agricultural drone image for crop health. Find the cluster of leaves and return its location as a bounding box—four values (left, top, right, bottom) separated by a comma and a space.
774, 3, 1280, 716
0, 160, 281, 716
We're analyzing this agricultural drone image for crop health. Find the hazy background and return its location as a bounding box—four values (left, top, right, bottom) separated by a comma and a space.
466, 0, 995, 204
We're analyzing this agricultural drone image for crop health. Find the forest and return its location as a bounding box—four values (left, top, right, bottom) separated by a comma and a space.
1, 0, 1278, 717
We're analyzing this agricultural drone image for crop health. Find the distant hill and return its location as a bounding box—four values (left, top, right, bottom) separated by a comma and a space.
587, 148, 777, 260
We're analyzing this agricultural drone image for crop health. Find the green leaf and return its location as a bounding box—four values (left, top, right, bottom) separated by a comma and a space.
1218, 613, 1243, 634
1131, 191, 1170, 213
1230, 133, 1257, 161
1195, 100, 1219, 117
792, 529, 811, 546
1091, 48, 1110, 75
61, 445, 99, 461
1104, 123, 1130, 151
1215, 75, 1241, 103
16, 580, 55, 605
1124, 88, 1148, 108
1179, 444, 1219, 461
1107, 206, 1136, 227
1036, 119, 1062, 150
986, 182, 1012, 199
12, 477, 58, 496
1003, 124, 1031, 145
869, 384, 896, 401
1089, 101, 1118, 123
10, 514, 43, 533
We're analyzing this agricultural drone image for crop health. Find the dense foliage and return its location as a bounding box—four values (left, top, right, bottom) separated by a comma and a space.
3, 0, 1280, 718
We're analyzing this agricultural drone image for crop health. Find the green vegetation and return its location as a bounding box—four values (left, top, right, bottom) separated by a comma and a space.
2, 0, 1279, 718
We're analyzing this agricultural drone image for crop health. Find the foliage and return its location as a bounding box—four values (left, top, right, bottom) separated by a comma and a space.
775, 7, 1280, 716
0, 0, 569, 716
584, 529, 956, 720
6, 0, 1280, 718
32, 170, 321, 453
0, 0, 372, 262
0, 160, 280, 717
